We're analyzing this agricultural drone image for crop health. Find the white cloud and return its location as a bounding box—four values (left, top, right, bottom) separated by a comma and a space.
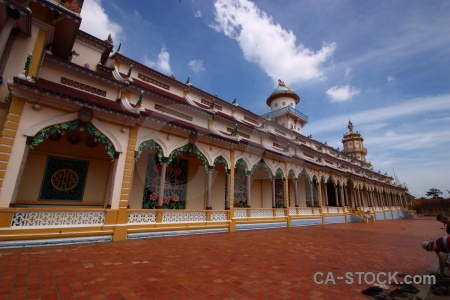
80, 0, 122, 41
212, 0, 335, 85
309, 94, 450, 135
326, 85, 360, 102
345, 67, 352, 78
194, 10, 203, 18
188, 60, 205, 73
387, 75, 395, 82
143, 47, 173, 75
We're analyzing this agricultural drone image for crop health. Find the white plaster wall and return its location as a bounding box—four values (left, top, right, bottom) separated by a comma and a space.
71, 41, 102, 70
270, 96, 296, 111
38, 65, 120, 102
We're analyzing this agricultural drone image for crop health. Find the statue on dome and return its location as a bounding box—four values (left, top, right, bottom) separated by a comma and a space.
278, 79, 285, 87
347, 120, 354, 133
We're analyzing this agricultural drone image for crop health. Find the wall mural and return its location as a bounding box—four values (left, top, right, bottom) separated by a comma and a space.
142, 153, 188, 209
39, 156, 89, 201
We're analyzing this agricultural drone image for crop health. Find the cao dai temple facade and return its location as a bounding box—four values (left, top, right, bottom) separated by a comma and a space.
0, 0, 409, 245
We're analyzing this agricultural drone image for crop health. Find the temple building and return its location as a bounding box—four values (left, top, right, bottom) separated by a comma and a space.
0, 0, 408, 245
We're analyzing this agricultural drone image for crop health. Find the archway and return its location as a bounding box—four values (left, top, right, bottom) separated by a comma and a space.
17, 119, 116, 205
250, 160, 273, 208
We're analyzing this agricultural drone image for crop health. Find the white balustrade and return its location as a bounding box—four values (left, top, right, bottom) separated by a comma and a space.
251, 209, 273, 218
11, 211, 105, 227
234, 209, 248, 218
162, 211, 206, 223
211, 212, 228, 221
128, 211, 157, 224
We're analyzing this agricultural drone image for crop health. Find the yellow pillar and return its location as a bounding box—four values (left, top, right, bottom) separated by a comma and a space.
112, 125, 139, 241
0, 96, 25, 189
284, 165, 291, 227
228, 149, 236, 233
28, 29, 47, 77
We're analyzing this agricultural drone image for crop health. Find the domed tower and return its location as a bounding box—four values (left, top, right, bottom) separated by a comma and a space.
342, 120, 371, 166
261, 79, 308, 134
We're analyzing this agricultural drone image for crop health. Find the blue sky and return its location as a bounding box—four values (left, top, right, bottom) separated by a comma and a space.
80, 0, 450, 198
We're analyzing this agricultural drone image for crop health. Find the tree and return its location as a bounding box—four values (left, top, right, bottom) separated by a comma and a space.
426, 188, 443, 198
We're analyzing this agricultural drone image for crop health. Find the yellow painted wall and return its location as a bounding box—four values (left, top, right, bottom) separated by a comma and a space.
17, 151, 110, 203
211, 165, 226, 210
251, 179, 262, 208
16, 130, 111, 203
186, 157, 205, 209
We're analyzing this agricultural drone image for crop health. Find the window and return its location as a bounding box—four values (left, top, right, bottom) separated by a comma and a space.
282, 102, 286, 106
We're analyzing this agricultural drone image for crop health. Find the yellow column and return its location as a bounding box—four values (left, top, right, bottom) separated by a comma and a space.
0, 96, 25, 189
28, 29, 47, 77
318, 181, 325, 224
112, 125, 138, 241
229, 149, 236, 233
284, 165, 291, 227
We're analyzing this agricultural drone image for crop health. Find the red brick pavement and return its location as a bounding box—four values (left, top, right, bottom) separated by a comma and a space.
0, 217, 444, 299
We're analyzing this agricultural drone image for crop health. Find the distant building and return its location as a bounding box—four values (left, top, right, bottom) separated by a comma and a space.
0, 0, 408, 244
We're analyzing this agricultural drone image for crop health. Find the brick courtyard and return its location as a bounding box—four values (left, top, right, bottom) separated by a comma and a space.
0, 217, 443, 299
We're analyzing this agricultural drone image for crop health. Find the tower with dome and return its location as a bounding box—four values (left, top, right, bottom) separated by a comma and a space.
261, 79, 308, 134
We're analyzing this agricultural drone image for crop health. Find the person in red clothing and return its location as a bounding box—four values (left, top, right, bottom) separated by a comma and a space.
422, 237, 450, 276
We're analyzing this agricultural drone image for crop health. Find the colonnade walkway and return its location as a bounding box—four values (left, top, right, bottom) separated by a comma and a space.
0, 217, 443, 299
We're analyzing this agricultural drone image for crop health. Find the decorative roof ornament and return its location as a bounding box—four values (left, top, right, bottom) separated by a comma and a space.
186, 76, 191, 86
347, 120, 354, 133
116, 43, 121, 53
232, 98, 238, 106
136, 90, 144, 107
105, 34, 113, 45
231, 125, 239, 136
127, 65, 133, 77
210, 99, 215, 109
24, 0, 31, 9
18, 53, 33, 81
170, 74, 176, 79
283, 143, 290, 152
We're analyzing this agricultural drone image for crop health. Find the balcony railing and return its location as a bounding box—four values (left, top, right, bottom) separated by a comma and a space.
261, 106, 308, 122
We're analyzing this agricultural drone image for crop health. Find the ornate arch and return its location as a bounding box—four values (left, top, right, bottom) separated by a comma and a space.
136, 139, 164, 162
167, 143, 209, 170
214, 155, 229, 172
28, 119, 117, 160
251, 160, 273, 179
25, 113, 122, 154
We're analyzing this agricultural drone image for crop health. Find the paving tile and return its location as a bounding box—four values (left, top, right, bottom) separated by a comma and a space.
0, 217, 443, 299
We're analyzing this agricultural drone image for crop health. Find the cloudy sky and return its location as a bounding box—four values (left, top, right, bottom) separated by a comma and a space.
80, 0, 450, 198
